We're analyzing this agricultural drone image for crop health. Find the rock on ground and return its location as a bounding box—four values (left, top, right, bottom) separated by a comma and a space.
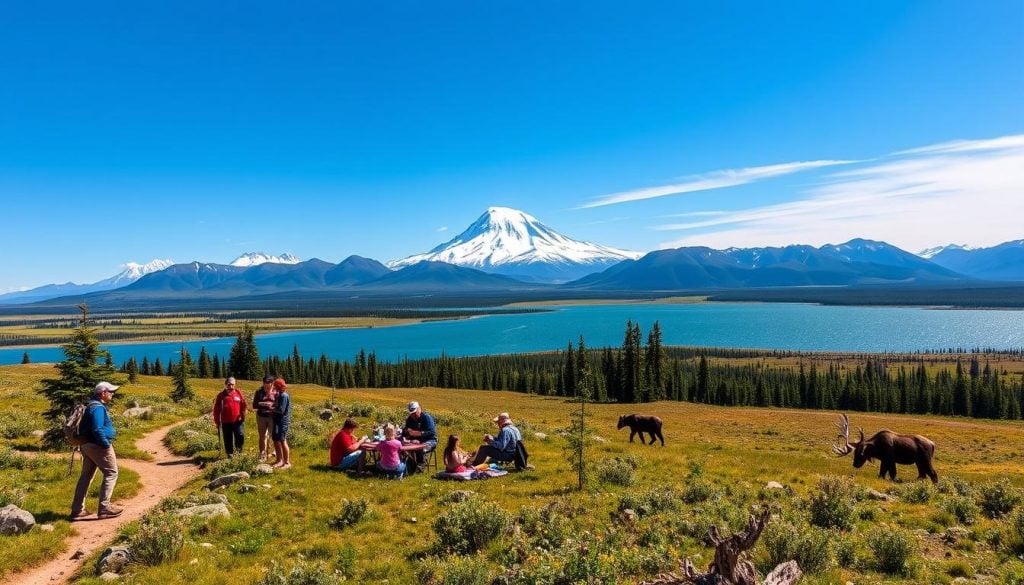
206, 471, 250, 489
96, 546, 130, 575
253, 464, 274, 476
0, 504, 36, 535
176, 503, 230, 520
122, 406, 153, 418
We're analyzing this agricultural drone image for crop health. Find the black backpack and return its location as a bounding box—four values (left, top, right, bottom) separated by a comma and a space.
513, 440, 529, 470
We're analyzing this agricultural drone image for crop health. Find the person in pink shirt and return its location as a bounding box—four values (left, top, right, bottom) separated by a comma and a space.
375, 424, 406, 478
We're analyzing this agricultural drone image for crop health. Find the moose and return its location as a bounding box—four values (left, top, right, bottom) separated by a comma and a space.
617, 414, 665, 446
831, 413, 938, 483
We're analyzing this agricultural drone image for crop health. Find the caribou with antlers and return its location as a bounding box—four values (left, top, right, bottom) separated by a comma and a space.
831, 413, 938, 483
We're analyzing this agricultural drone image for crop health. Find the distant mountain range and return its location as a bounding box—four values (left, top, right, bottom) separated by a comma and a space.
920, 240, 1024, 281
388, 207, 641, 283
5, 207, 1024, 308
572, 239, 963, 290
0, 259, 174, 305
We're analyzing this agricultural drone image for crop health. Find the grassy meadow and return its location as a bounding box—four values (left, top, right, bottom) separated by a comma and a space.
2, 364, 1024, 584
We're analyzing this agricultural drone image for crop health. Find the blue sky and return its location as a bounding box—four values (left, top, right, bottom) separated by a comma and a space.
2, 1, 1022, 290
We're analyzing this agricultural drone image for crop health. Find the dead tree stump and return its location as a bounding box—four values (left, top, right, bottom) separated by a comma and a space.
641, 511, 801, 585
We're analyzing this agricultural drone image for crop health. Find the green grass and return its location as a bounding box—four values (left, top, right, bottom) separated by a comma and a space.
3, 365, 1024, 584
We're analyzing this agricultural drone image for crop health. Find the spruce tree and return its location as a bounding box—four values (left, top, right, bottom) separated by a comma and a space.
170, 347, 196, 402
37, 304, 122, 448
141, 356, 151, 375
565, 353, 593, 490
227, 323, 262, 380
197, 347, 212, 378
126, 357, 139, 384
644, 321, 666, 401
153, 358, 164, 376
21, 352, 30, 364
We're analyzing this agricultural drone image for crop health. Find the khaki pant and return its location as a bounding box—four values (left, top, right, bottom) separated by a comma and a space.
256, 415, 273, 458
71, 442, 119, 514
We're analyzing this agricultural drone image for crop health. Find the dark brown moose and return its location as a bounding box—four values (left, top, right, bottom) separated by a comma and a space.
617, 414, 665, 446
831, 413, 938, 483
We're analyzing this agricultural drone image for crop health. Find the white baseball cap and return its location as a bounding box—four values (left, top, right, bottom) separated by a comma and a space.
94, 381, 119, 394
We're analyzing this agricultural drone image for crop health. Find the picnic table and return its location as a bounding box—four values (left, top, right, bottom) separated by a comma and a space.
362, 440, 437, 473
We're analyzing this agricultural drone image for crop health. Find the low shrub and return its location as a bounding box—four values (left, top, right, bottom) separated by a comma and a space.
0, 482, 26, 507
867, 526, 917, 577
228, 528, 269, 555
417, 554, 493, 585
335, 545, 356, 579
0, 411, 40, 439
328, 498, 371, 530
204, 452, 259, 480
0, 447, 46, 470
834, 537, 860, 570
618, 487, 679, 518
942, 495, 979, 525
808, 475, 856, 530
1008, 507, 1024, 553
979, 479, 1021, 519
899, 482, 933, 504
946, 559, 975, 579
757, 522, 833, 575
938, 475, 975, 498
595, 456, 639, 487
433, 498, 512, 554
155, 491, 227, 514
256, 561, 343, 585
126, 513, 186, 566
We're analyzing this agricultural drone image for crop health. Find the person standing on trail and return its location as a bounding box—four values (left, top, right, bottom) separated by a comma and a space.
70, 381, 124, 520
252, 375, 277, 462
213, 376, 247, 457
271, 377, 292, 469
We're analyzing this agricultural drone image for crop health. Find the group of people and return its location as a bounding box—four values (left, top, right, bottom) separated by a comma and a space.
329, 400, 526, 478
212, 374, 293, 468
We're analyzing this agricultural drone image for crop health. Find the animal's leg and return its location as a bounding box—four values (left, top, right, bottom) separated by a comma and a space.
629, 430, 636, 443
888, 463, 898, 481
647, 432, 656, 445
655, 430, 665, 446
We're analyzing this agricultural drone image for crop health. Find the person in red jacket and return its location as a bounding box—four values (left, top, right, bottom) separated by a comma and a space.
213, 376, 248, 456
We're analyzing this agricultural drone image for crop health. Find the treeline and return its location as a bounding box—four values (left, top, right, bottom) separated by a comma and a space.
121, 321, 1024, 421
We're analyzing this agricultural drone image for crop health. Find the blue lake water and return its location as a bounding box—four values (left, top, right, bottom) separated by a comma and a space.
2, 303, 1023, 366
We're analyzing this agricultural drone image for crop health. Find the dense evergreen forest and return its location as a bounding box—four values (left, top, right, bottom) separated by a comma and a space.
121, 321, 1024, 421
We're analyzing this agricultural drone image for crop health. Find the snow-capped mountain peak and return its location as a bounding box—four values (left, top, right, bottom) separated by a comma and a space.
230, 252, 302, 267
388, 207, 641, 283
97, 259, 175, 287
917, 244, 971, 259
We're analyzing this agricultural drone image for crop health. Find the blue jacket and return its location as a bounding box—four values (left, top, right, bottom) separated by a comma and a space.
490, 424, 522, 453
84, 400, 116, 448
403, 411, 437, 443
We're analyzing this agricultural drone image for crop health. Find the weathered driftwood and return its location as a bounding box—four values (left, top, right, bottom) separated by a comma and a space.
641, 511, 801, 585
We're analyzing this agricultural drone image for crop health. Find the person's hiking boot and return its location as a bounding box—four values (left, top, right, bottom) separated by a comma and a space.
97, 505, 124, 519
69, 510, 92, 521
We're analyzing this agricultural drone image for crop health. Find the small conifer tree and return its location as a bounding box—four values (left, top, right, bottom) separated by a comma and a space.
21, 352, 30, 364
170, 347, 195, 402
37, 304, 122, 448
564, 335, 593, 490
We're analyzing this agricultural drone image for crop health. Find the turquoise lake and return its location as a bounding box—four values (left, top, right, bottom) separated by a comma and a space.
2, 302, 1023, 366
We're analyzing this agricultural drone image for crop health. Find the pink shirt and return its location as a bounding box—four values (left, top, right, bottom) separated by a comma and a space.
377, 439, 402, 469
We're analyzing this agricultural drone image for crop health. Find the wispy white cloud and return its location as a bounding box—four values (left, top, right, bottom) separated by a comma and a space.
436, 226, 448, 232
656, 134, 1024, 252
580, 160, 856, 209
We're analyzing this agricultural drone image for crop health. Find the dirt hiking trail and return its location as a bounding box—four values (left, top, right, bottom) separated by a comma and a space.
6, 421, 201, 585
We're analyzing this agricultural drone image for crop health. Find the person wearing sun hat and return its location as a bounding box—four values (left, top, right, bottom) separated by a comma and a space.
471, 412, 522, 466
70, 381, 124, 521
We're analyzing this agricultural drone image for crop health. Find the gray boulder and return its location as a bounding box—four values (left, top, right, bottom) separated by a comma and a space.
206, 471, 249, 490
252, 464, 274, 476
0, 504, 35, 535
176, 503, 230, 520
866, 488, 895, 502
238, 484, 258, 493
31, 430, 45, 439
764, 481, 785, 490
319, 409, 333, 421
122, 406, 152, 419
99, 572, 121, 582
96, 546, 131, 575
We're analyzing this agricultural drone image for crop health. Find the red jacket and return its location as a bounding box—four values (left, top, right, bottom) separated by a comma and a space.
213, 388, 247, 424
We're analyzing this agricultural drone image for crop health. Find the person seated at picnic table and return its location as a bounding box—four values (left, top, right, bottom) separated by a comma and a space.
442, 434, 473, 473
471, 412, 522, 466
402, 401, 437, 470
329, 418, 368, 473
375, 423, 407, 478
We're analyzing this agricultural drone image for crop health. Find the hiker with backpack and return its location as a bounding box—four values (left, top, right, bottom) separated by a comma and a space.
70, 381, 124, 520
471, 412, 531, 469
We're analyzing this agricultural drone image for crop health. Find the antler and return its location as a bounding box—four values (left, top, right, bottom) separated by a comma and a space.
831, 413, 853, 456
